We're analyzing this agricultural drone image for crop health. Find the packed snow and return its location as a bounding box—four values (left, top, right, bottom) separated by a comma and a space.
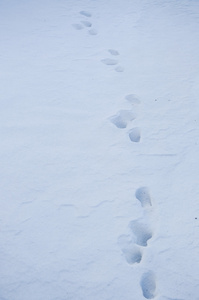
1, 0, 199, 299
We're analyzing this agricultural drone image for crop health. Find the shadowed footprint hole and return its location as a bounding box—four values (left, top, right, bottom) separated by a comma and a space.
79, 11, 92, 17
129, 127, 141, 142
129, 221, 153, 246
123, 246, 142, 264
135, 187, 152, 207
140, 271, 156, 299
118, 235, 142, 264
110, 110, 136, 128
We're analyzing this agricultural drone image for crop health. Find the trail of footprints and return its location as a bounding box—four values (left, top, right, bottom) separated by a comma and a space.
110, 90, 156, 298
73, 9, 157, 299
110, 94, 141, 143
118, 187, 157, 299
118, 188, 156, 298
73, 12, 124, 72
72, 11, 98, 35
101, 49, 125, 73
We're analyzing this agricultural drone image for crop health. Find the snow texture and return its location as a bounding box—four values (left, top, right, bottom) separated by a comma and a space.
1, 0, 199, 299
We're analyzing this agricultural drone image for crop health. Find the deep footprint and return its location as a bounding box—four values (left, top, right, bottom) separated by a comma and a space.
110, 110, 136, 128
79, 11, 92, 17
123, 245, 142, 264
129, 221, 153, 246
118, 235, 142, 264
135, 187, 152, 207
140, 271, 156, 299
129, 127, 141, 142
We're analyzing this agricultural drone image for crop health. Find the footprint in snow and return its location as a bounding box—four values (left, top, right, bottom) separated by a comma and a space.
101, 49, 124, 72
101, 58, 118, 66
110, 110, 136, 129
140, 271, 156, 299
80, 11, 98, 35
135, 187, 152, 208
73, 11, 98, 35
129, 220, 153, 247
118, 235, 142, 264
123, 245, 142, 264
79, 10, 92, 17
129, 127, 141, 142
109, 49, 124, 72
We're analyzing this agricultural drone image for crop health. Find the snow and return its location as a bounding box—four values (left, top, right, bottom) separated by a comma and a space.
1, 0, 199, 299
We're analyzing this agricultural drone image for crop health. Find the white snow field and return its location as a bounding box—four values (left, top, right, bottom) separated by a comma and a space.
1, 0, 199, 299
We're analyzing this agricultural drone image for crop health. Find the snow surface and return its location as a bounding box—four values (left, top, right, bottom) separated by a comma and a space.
1, 0, 199, 299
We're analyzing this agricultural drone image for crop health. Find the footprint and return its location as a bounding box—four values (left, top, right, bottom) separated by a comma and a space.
79, 11, 92, 17
118, 235, 142, 265
102, 50, 124, 72
129, 221, 153, 246
129, 127, 141, 142
88, 29, 98, 35
140, 271, 156, 299
81, 20, 92, 27
72, 24, 84, 30
123, 245, 142, 264
108, 49, 120, 56
125, 94, 141, 105
109, 49, 124, 72
101, 58, 118, 65
135, 187, 152, 208
110, 110, 136, 129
